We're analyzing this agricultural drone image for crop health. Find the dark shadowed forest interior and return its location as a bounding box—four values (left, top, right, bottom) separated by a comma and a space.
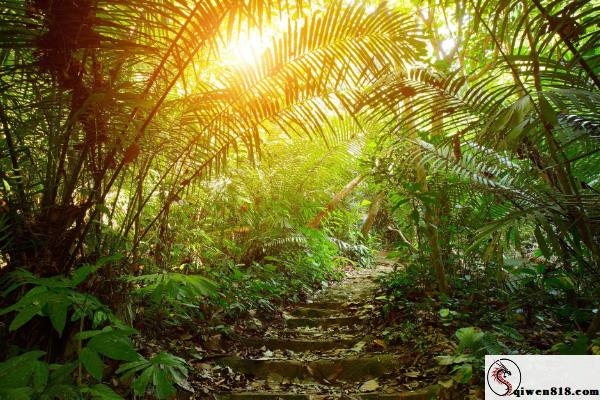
0, 0, 599, 398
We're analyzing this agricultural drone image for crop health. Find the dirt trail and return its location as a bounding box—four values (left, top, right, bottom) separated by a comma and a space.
207, 261, 441, 399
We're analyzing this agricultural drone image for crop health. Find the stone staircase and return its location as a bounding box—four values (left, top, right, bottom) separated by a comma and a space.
210, 266, 441, 399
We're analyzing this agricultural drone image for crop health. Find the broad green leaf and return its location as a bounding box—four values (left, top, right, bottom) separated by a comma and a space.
115, 359, 150, 378
47, 297, 69, 336
31, 362, 49, 392
10, 304, 42, 331
456, 327, 484, 352
0, 286, 48, 315
80, 348, 104, 380
71, 255, 122, 286
0, 387, 34, 400
132, 367, 153, 396
87, 332, 139, 361
74, 329, 105, 341
152, 367, 176, 399
1, 179, 10, 194
0, 351, 45, 388
452, 363, 473, 383
48, 361, 78, 383
87, 384, 124, 400
539, 96, 558, 125
554, 333, 589, 355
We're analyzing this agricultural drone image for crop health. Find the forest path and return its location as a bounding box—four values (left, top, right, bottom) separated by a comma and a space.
209, 257, 441, 399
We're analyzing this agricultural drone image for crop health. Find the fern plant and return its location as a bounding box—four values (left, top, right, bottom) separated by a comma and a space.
437, 327, 510, 384
116, 352, 189, 399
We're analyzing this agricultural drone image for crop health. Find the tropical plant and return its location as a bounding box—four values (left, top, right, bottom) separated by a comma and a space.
364, 0, 599, 336
0, 350, 123, 400
117, 352, 189, 399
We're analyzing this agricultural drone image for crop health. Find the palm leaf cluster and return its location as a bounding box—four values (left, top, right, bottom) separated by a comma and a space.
0, 0, 422, 272
363, 0, 599, 283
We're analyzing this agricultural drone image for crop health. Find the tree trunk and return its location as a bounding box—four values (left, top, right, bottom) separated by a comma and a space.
360, 193, 384, 238
587, 309, 600, 339
307, 174, 366, 229
406, 101, 448, 293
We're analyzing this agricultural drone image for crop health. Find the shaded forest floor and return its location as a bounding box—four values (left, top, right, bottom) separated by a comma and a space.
129, 250, 592, 400
145, 255, 464, 399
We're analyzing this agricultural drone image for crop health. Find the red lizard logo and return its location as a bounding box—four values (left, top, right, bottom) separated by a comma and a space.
492, 361, 513, 396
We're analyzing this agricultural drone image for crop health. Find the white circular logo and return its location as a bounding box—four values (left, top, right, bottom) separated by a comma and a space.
487, 358, 522, 396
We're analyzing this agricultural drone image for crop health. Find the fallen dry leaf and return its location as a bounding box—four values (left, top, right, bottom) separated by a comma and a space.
359, 379, 379, 392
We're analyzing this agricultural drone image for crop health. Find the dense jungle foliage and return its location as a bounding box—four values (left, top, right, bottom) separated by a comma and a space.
0, 0, 598, 398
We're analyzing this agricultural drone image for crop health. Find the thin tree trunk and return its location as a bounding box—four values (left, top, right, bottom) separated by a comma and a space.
0, 104, 26, 209
308, 174, 366, 229
587, 309, 600, 339
407, 101, 448, 293
360, 193, 384, 238
387, 225, 417, 254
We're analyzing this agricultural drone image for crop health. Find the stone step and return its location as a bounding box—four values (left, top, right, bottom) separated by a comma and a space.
317, 291, 375, 302
240, 337, 356, 352
291, 307, 344, 318
277, 330, 360, 340
215, 386, 440, 399
285, 315, 362, 329
302, 301, 346, 310
216, 354, 408, 382
214, 394, 311, 400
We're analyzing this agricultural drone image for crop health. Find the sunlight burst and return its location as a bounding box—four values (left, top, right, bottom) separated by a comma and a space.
222, 31, 269, 66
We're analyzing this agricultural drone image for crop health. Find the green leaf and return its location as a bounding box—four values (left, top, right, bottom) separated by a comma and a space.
74, 329, 104, 341
31, 362, 49, 392
554, 333, 589, 355
9, 304, 41, 331
47, 298, 69, 336
493, 325, 524, 341
132, 367, 153, 396
451, 363, 473, 383
87, 332, 139, 361
0, 388, 34, 400
80, 348, 104, 380
455, 327, 484, 353
533, 226, 551, 259
1, 179, 11, 194
48, 361, 78, 384
71, 255, 122, 286
0, 286, 48, 315
539, 96, 558, 125
152, 367, 176, 399
115, 359, 149, 378
0, 352, 49, 395
86, 384, 123, 400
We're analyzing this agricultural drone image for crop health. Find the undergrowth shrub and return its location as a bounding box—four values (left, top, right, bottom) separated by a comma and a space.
0, 260, 191, 399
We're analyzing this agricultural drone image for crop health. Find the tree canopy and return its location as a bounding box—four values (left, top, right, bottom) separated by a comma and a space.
0, 0, 599, 398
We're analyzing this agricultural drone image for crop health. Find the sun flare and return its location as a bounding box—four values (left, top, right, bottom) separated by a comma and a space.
222, 31, 269, 66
